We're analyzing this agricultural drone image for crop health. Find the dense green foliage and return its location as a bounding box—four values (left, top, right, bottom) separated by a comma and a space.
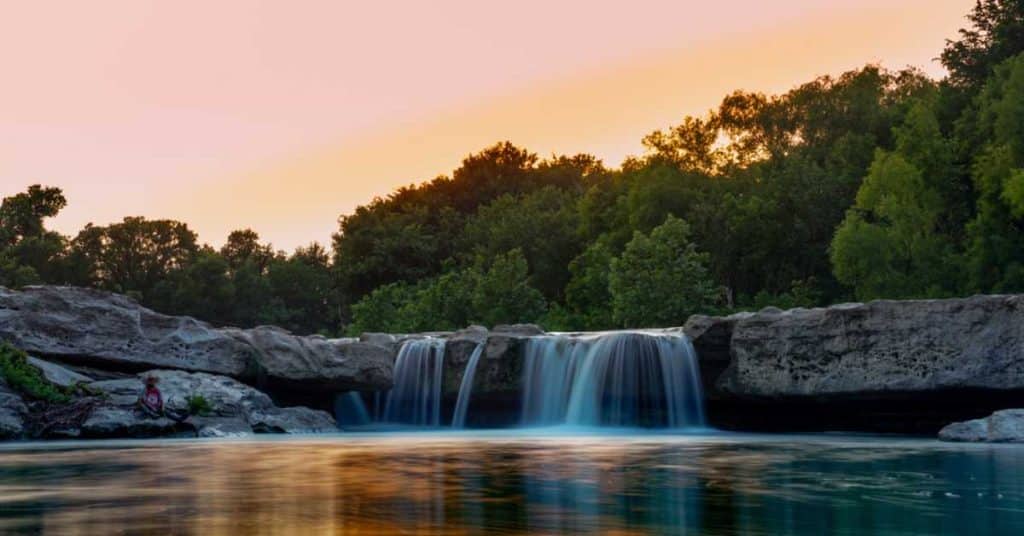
186, 394, 213, 417
4, 2, 1024, 332
0, 343, 71, 403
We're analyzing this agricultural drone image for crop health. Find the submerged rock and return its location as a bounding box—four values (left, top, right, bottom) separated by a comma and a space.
249, 406, 338, 434
721, 295, 1024, 397
939, 410, 1024, 443
0, 286, 393, 393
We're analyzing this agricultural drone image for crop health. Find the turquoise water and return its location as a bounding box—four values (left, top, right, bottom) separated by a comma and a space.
0, 431, 1022, 534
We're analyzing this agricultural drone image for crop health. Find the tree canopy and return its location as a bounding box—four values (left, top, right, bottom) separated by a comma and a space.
4, 1, 1024, 333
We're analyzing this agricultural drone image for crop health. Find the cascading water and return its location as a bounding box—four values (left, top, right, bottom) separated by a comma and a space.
521, 332, 705, 428
451, 343, 485, 428
334, 391, 371, 427
382, 338, 447, 426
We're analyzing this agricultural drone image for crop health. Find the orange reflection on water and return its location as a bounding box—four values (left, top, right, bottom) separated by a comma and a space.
0, 434, 1022, 535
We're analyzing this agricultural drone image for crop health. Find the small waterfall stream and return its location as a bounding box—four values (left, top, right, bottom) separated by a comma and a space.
334, 392, 371, 426
382, 338, 447, 426
521, 332, 704, 428
451, 343, 485, 428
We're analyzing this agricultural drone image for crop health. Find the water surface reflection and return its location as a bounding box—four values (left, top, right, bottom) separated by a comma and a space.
0, 433, 1022, 534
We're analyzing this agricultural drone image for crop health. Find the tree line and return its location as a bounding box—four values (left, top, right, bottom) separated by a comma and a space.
3, 1, 1024, 335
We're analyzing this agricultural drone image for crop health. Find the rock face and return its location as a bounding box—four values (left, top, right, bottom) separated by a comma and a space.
679, 313, 749, 400
81, 369, 337, 438
721, 295, 1024, 397
0, 286, 393, 394
0, 286, 251, 377
26, 356, 93, 388
442, 330, 530, 400
0, 379, 26, 439
939, 410, 1024, 442
224, 326, 392, 392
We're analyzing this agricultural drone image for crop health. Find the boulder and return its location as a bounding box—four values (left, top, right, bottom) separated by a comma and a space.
89, 369, 275, 417
939, 409, 1024, 443
83, 369, 337, 438
249, 406, 338, 434
26, 357, 93, 388
81, 407, 187, 438
0, 379, 26, 439
0, 286, 393, 393
721, 295, 1024, 398
0, 286, 252, 377
191, 416, 253, 438
224, 327, 393, 392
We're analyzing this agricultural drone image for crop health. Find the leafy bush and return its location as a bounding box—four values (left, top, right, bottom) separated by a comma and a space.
186, 394, 212, 416
0, 343, 71, 403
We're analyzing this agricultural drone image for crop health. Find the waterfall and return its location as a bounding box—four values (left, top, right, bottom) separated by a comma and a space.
382, 338, 447, 426
451, 343, 485, 428
334, 391, 371, 426
521, 332, 705, 428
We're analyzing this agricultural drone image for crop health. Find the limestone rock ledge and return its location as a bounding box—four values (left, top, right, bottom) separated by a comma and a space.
0, 286, 393, 394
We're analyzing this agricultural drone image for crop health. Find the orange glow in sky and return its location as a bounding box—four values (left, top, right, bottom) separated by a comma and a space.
1, 0, 974, 251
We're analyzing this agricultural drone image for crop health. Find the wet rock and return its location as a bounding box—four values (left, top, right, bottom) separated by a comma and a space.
442, 331, 529, 399
26, 357, 93, 388
0, 379, 26, 439
939, 409, 1024, 443
722, 295, 1024, 397
249, 407, 337, 434
678, 313, 751, 400
192, 417, 253, 438
493, 324, 546, 336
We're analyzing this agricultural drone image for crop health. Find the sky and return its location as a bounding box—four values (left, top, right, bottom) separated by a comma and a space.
1, 0, 976, 252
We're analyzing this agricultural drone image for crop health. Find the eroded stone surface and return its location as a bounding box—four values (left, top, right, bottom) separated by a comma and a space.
722, 296, 1024, 397
0, 286, 393, 393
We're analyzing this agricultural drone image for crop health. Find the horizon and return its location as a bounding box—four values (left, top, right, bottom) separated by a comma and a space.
3, 0, 974, 251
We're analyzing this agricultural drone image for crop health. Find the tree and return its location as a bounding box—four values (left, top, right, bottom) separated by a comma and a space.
67, 217, 199, 301
965, 53, 1024, 291
609, 216, 719, 327
260, 243, 338, 335
563, 238, 616, 329
0, 185, 68, 285
348, 250, 546, 332
831, 100, 961, 300
220, 229, 275, 272
942, 0, 1024, 91
459, 186, 582, 300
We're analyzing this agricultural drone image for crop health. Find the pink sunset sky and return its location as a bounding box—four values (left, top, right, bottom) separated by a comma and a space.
1, 0, 975, 251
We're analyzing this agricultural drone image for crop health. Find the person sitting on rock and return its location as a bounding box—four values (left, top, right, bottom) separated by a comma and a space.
137, 376, 189, 422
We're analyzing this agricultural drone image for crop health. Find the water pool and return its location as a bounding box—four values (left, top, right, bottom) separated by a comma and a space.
0, 431, 1021, 534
